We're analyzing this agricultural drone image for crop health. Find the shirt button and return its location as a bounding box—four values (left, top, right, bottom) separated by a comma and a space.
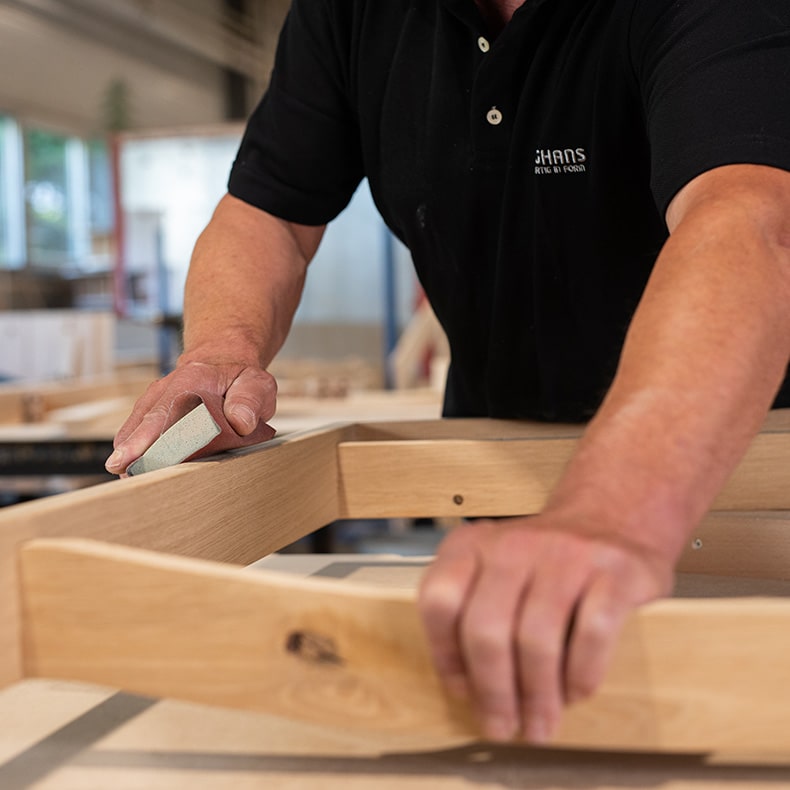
486, 107, 503, 125
477, 36, 490, 53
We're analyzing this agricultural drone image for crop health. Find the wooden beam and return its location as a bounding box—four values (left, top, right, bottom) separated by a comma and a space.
0, 424, 348, 688
0, 370, 153, 426
19, 537, 790, 753
337, 421, 790, 518
3, 411, 790, 742
679, 511, 790, 580
338, 437, 576, 517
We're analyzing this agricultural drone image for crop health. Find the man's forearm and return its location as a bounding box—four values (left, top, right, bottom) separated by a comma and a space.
547, 165, 790, 559
180, 193, 325, 369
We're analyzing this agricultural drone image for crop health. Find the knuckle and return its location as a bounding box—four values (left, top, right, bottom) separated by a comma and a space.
489, 533, 527, 569
140, 403, 171, 424
417, 578, 462, 624
515, 631, 561, 663
461, 619, 509, 663
577, 607, 618, 645
436, 525, 473, 554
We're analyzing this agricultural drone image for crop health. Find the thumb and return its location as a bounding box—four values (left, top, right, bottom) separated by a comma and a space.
223, 367, 277, 436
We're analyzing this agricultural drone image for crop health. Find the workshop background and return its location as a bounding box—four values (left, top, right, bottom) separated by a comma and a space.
1, 4, 789, 790
0, 0, 449, 553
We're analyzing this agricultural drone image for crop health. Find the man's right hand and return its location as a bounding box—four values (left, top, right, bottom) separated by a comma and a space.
105, 360, 277, 475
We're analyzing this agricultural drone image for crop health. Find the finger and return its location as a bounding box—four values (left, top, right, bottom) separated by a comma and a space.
563, 573, 630, 706
418, 527, 483, 702
224, 368, 278, 435
106, 391, 201, 474
112, 378, 169, 447
458, 559, 533, 742
515, 562, 590, 744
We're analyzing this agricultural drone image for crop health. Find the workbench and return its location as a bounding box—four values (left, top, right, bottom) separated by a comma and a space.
2, 551, 789, 790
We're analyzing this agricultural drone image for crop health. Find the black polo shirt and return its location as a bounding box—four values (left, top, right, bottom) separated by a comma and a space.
228, 0, 790, 421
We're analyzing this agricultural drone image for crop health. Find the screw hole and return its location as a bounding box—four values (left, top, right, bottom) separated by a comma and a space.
453, 494, 464, 506
692, 538, 703, 550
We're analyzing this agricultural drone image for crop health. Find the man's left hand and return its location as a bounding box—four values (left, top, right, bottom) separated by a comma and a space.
418, 512, 674, 743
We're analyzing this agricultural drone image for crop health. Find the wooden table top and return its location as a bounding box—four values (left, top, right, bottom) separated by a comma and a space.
2, 676, 789, 790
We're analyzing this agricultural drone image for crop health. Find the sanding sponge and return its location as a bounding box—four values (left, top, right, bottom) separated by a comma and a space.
126, 395, 276, 476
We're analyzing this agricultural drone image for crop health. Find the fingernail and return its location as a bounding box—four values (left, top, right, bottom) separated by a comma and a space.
105, 449, 124, 471
229, 404, 255, 433
484, 716, 517, 742
524, 715, 551, 745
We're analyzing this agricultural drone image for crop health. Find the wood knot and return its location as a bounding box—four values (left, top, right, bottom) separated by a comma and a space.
285, 630, 344, 666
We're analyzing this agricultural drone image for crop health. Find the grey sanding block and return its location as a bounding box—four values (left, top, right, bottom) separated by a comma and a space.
127, 402, 221, 476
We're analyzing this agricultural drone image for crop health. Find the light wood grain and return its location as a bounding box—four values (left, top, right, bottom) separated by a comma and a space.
21, 538, 475, 740
679, 511, 790, 579
45, 396, 139, 438
2, 412, 790, 738
5, 680, 790, 790
337, 417, 790, 517
0, 370, 153, 426
0, 424, 348, 688
19, 537, 790, 754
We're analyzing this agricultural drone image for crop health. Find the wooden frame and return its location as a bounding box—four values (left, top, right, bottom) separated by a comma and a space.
2, 413, 790, 754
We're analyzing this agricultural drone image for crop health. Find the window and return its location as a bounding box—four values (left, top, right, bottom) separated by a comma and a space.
0, 117, 8, 265
0, 116, 25, 268
24, 128, 71, 266
20, 127, 114, 270
86, 139, 115, 267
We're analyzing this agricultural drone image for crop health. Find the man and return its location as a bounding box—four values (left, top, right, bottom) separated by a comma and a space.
106, 0, 790, 745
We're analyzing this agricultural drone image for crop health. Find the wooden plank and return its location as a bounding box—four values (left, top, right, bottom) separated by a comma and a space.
0, 424, 348, 689
19, 537, 790, 754
337, 417, 790, 518
679, 512, 790, 580
4, 682, 790, 790
338, 437, 577, 518
45, 397, 138, 438
2, 411, 789, 737
0, 371, 152, 426
20, 538, 474, 740
345, 417, 584, 442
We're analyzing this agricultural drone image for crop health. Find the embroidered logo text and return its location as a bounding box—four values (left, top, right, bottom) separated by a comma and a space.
534, 148, 587, 175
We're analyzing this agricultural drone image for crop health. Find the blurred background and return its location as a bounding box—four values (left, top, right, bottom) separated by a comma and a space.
0, 0, 435, 382
0, 0, 450, 553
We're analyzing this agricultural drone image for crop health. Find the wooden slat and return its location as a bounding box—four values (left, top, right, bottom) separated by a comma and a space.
0, 370, 153, 426
679, 512, 790, 580
0, 424, 348, 689
3, 411, 790, 722
346, 418, 584, 442
337, 437, 577, 518
19, 538, 790, 753
20, 538, 474, 740
337, 430, 790, 518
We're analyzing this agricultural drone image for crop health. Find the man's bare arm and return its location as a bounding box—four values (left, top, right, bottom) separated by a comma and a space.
106, 194, 325, 474
419, 163, 790, 744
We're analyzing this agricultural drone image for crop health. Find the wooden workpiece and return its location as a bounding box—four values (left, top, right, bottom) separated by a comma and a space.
0, 410, 790, 785
3, 554, 790, 789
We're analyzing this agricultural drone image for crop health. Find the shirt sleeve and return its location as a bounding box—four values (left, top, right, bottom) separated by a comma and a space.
631, 0, 790, 215
228, 0, 364, 226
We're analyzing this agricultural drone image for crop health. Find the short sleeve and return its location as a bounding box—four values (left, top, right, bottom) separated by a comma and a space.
631, 0, 790, 215
228, 0, 364, 225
